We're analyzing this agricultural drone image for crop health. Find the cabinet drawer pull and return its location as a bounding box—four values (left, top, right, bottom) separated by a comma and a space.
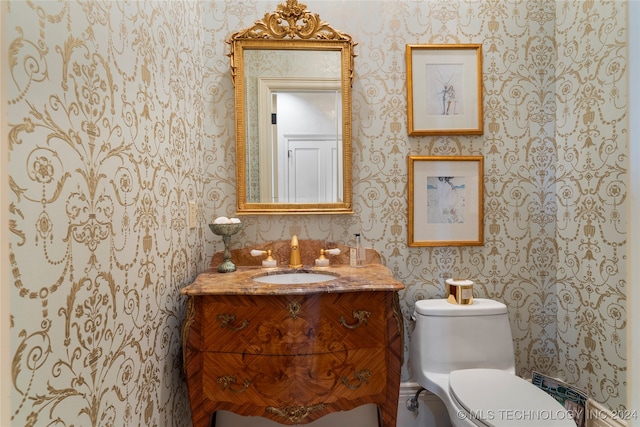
217, 375, 250, 393
266, 404, 327, 423
339, 310, 370, 329
341, 369, 372, 390
217, 313, 249, 331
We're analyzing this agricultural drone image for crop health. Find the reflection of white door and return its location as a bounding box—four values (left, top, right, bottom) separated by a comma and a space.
257, 79, 342, 203
284, 136, 339, 203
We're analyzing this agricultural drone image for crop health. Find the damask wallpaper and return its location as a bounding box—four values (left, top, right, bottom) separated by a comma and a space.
7, 1, 202, 426
5, 1, 628, 426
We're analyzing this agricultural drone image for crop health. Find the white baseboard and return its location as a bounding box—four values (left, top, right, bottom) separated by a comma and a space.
400, 381, 440, 399
398, 382, 452, 427
586, 399, 630, 427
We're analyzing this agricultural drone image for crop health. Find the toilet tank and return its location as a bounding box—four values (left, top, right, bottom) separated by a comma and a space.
411, 298, 516, 375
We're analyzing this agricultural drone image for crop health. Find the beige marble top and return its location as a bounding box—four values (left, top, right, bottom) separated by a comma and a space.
181, 264, 404, 296
182, 239, 404, 296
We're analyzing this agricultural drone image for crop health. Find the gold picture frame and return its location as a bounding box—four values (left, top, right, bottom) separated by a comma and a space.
408, 156, 484, 246
406, 44, 483, 135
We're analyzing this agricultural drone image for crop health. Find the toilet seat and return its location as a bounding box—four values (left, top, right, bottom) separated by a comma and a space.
449, 369, 576, 426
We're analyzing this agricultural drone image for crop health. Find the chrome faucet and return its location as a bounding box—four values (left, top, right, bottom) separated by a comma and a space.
289, 235, 302, 268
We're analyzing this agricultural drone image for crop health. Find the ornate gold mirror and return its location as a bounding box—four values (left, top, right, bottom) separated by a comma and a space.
228, 0, 356, 214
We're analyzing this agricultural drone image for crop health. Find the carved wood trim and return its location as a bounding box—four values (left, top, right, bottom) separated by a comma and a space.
230, 0, 353, 42
226, 0, 357, 87
266, 403, 327, 424
392, 292, 405, 365
181, 296, 195, 373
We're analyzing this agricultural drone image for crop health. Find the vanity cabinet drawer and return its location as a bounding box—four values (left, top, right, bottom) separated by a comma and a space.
202, 348, 387, 406
182, 265, 405, 427
199, 292, 386, 354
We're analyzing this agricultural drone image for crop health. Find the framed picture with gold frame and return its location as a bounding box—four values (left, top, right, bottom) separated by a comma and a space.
406, 44, 483, 135
408, 156, 484, 246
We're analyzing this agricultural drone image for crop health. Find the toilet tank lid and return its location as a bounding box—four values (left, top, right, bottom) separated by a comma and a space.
414, 298, 507, 316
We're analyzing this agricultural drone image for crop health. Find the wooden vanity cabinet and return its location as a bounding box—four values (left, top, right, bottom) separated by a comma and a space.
182, 287, 404, 426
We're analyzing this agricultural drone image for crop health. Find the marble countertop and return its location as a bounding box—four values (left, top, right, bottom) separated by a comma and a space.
181, 263, 405, 296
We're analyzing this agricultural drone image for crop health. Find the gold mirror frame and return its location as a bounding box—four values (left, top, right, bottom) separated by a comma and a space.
227, 0, 356, 214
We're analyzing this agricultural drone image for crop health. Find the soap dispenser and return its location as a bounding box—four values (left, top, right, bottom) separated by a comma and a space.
350, 234, 365, 267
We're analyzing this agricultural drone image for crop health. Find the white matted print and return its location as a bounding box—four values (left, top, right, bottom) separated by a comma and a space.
408, 156, 484, 246
406, 44, 483, 135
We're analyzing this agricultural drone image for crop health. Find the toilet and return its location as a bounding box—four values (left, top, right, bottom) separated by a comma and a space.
411, 298, 576, 427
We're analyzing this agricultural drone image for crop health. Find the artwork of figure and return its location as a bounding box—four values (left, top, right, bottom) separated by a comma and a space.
426, 176, 466, 224
424, 63, 465, 116
438, 84, 457, 115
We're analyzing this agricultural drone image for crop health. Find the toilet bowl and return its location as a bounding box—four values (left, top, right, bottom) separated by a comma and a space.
411, 298, 576, 427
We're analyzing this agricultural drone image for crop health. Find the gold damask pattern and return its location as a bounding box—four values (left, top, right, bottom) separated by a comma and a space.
6, 1, 628, 425
555, 2, 627, 406
8, 1, 202, 425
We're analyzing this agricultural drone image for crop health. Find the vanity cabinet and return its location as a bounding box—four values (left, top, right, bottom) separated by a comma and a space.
181, 264, 404, 427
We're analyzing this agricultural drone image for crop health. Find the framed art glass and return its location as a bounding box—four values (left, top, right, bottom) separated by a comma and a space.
408, 156, 484, 246
406, 44, 483, 135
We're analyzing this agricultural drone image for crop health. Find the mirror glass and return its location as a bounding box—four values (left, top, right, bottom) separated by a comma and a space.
228, 1, 355, 214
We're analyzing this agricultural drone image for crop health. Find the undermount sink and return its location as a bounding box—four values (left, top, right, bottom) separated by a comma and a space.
252, 271, 338, 285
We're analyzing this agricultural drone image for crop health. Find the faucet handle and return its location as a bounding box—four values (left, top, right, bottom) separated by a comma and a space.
251, 249, 277, 268
315, 248, 341, 268
251, 249, 266, 257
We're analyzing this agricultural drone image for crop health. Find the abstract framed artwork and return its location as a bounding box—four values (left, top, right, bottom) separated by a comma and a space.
406, 44, 483, 135
408, 156, 484, 246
